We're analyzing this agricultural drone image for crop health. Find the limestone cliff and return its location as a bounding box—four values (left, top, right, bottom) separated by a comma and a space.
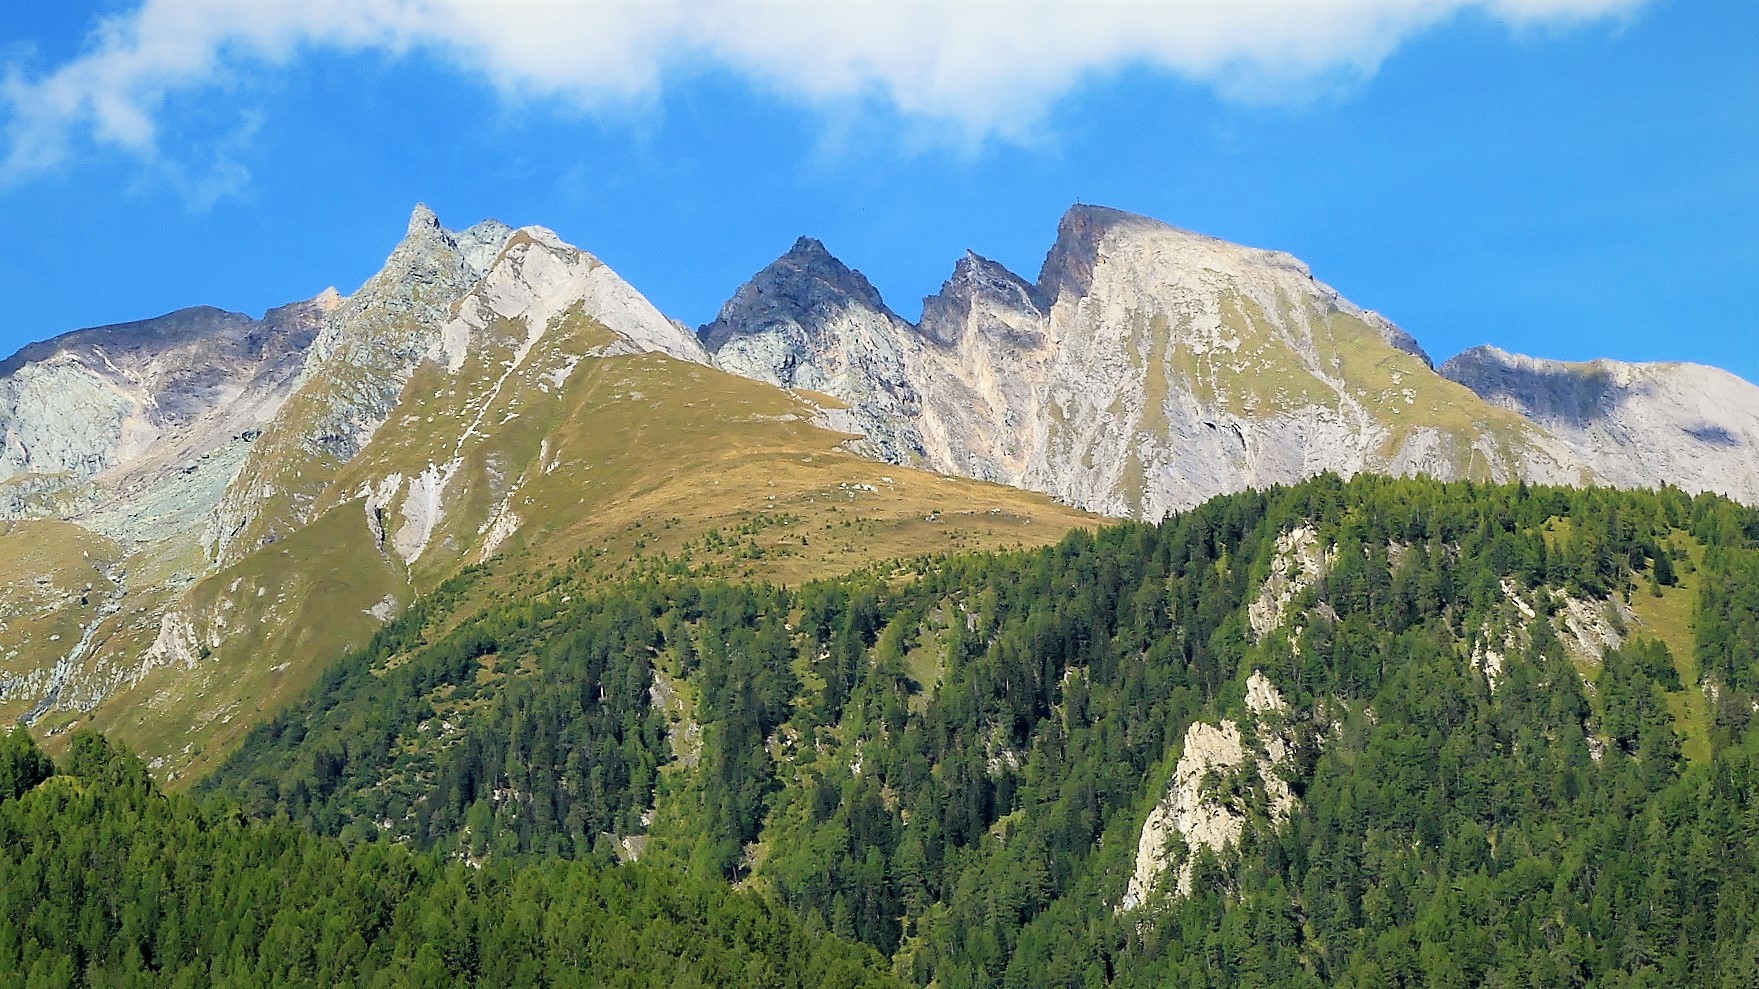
706, 205, 1594, 519
0, 298, 328, 544
1441, 346, 1759, 503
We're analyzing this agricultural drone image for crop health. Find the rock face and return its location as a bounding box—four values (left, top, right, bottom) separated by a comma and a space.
0, 203, 727, 740
0, 298, 327, 542
700, 237, 922, 462
330, 221, 710, 577
706, 205, 1594, 519
1441, 346, 1759, 503
207, 210, 711, 567
203, 205, 514, 564
1122, 670, 1297, 909
1248, 525, 1334, 641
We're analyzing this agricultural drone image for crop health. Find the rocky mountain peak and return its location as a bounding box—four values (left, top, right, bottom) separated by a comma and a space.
455, 219, 517, 277
1037, 204, 1139, 301
205, 206, 513, 563
779, 236, 889, 311
1441, 345, 1625, 425
696, 201, 1593, 517
406, 202, 442, 236
918, 250, 1047, 347
302, 206, 498, 366
950, 250, 1045, 306
1035, 203, 1429, 364
699, 237, 896, 352
783, 234, 833, 261
1039, 203, 1326, 302
431, 220, 708, 370
1441, 345, 1759, 501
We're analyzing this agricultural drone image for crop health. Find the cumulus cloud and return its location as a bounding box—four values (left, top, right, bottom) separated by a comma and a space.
1, 0, 1646, 180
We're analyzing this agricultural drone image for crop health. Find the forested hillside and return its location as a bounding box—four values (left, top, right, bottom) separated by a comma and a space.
0, 729, 898, 989
186, 475, 1759, 988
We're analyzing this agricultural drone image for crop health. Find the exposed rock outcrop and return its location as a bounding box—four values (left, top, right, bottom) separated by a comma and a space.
702, 237, 923, 463
1442, 346, 1759, 503
1122, 671, 1298, 910
705, 205, 1595, 519
0, 297, 326, 544
203, 205, 511, 564
1248, 526, 1334, 641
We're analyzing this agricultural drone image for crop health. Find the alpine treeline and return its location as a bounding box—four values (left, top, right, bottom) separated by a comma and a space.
16, 475, 1759, 988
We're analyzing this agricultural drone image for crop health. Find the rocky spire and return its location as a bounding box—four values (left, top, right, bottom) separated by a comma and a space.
699, 237, 896, 353
1036, 204, 1169, 303
918, 251, 1047, 347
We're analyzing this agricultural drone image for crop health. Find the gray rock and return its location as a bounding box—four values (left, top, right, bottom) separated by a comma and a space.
0, 297, 325, 541
1442, 345, 1759, 502
204, 204, 513, 563
704, 204, 1585, 519
702, 236, 926, 463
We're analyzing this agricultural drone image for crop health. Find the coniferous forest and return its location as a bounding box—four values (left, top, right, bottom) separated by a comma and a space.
11, 476, 1759, 987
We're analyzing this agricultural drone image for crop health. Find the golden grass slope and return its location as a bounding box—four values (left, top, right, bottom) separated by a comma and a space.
14, 334, 1096, 783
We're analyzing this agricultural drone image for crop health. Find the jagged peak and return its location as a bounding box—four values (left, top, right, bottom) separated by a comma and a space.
430, 219, 706, 370
784, 235, 835, 262
369, 204, 468, 279
388, 204, 520, 275
773, 236, 886, 308
1038, 204, 1152, 301
699, 236, 896, 351
917, 250, 1046, 346
948, 249, 1038, 297
406, 202, 442, 237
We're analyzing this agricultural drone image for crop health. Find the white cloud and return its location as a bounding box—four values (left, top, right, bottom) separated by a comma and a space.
1, 0, 1646, 181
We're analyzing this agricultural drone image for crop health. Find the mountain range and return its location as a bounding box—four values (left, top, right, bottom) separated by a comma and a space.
704, 204, 1759, 515
2, 202, 1755, 776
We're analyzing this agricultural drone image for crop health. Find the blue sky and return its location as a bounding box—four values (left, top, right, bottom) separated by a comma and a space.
0, 0, 1754, 379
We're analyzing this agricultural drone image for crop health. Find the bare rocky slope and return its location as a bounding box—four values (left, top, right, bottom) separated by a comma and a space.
1441, 345, 1759, 504
703, 205, 1612, 519
0, 297, 330, 544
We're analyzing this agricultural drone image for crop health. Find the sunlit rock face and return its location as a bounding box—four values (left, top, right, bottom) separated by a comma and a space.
706, 204, 1595, 520
1442, 345, 1759, 504
0, 296, 329, 543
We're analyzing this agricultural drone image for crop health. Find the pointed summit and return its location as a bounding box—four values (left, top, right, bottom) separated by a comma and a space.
699, 236, 924, 462
406, 202, 442, 236
919, 250, 1046, 347
699, 237, 894, 352
1037, 204, 1142, 301
783, 235, 834, 261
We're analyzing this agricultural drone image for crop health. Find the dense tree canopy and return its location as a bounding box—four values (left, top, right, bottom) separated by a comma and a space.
22, 476, 1759, 987
0, 730, 896, 989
